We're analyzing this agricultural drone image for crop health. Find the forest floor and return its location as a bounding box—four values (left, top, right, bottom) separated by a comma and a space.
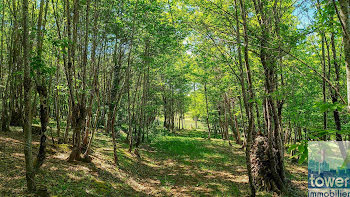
0, 127, 307, 197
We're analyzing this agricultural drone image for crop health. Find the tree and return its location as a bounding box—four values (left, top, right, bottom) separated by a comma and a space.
22, 0, 35, 191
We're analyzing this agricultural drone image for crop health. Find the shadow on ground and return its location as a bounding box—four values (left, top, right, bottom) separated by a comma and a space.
0, 128, 307, 196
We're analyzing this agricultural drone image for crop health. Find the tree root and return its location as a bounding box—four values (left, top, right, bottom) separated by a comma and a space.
67, 147, 92, 163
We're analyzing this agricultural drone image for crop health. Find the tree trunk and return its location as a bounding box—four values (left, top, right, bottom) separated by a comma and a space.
66, 0, 88, 162
35, 0, 50, 171
64, 102, 71, 144
236, 0, 256, 195
330, 21, 343, 142
316, 0, 327, 140
204, 82, 211, 139
335, 0, 350, 112
251, 0, 286, 193
22, 0, 35, 191
55, 57, 61, 141
227, 97, 242, 145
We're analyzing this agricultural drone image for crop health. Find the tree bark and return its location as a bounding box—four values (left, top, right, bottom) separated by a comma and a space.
83, 0, 98, 149
251, 0, 286, 193
35, 0, 50, 171
22, 0, 35, 191
335, 0, 350, 112
204, 82, 211, 139
236, 0, 256, 195
316, 0, 327, 140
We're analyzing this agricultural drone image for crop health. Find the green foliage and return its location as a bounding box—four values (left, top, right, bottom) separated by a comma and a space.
188, 90, 206, 119
288, 140, 308, 164
314, 101, 346, 113
30, 56, 56, 76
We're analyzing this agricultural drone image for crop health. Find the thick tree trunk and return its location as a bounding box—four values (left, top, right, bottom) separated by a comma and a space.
66, 0, 88, 162
251, 0, 286, 193
68, 103, 86, 162
260, 23, 286, 196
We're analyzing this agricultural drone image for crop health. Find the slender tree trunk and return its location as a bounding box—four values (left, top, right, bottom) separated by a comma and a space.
35, 0, 50, 171
236, 0, 256, 195
330, 27, 343, 141
335, 0, 350, 112
83, 1, 98, 148
317, 0, 327, 140
55, 57, 61, 141
333, 0, 348, 155
22, 0, 35, 191
67, 0, 88, 162
84, 108, 98, 156
64, 101, 71, 144
111, 108, 119, 165
227, 97, 242, 145
0, 0, 4, 82
204, 82, 211, 139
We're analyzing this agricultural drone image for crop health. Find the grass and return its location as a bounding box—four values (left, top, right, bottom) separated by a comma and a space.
156, 114, 207, 131
0, 127, 307, 196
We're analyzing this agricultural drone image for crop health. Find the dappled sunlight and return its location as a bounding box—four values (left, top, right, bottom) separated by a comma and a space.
10, 152, 25, 160
67, 173, 83, 181
0, 136, 22, 144
231, 175, 249, 183
234, 166, 247, 174
0, 128, 307, 196
286, 164, 308, 175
